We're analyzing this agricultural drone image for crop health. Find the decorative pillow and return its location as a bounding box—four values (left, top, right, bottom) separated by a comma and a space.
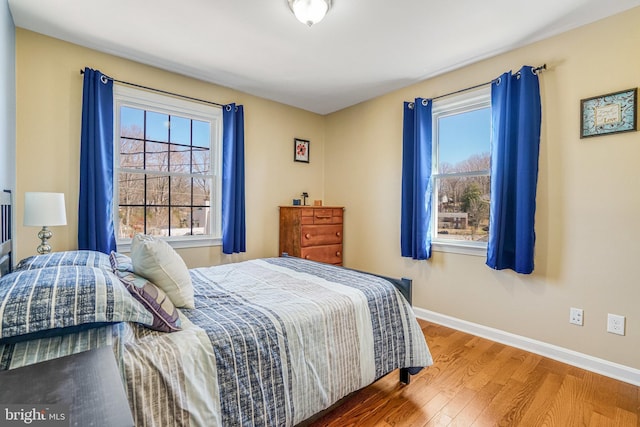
15, 250, 112, 272
0, 265, 153, 343
109, 251, 134, 273
130, 234, 194, 309
113, 269, 182, 333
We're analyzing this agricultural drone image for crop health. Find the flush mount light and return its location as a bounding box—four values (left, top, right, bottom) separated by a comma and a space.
288, 0, 332, 27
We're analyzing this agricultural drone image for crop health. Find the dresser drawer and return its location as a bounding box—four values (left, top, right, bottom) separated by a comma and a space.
300, 208, 315, 224
300, 224, 342, 247
300, 208, 343, 224
301, 245, 342, 264
312, 209, 338, 224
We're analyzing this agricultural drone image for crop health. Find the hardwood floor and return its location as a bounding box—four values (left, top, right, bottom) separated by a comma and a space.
309, 320, 640, 427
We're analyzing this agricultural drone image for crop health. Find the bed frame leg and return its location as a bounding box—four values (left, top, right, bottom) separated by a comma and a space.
400, 368, 410, 385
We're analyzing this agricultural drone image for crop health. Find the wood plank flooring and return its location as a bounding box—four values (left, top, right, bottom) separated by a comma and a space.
309, 320, 640, 426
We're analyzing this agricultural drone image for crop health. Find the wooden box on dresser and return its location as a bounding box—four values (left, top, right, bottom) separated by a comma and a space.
279, 206, 344, 265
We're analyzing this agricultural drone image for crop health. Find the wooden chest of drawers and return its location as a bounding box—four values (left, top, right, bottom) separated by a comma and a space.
279, 206, 344, 265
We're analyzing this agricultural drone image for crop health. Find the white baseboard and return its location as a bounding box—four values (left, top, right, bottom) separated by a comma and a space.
413, 307, 640, 387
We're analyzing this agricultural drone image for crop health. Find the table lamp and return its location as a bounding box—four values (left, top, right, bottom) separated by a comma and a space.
23, 192, 67, 254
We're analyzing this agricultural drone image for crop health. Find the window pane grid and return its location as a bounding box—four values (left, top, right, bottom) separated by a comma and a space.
117, 106, 213, 239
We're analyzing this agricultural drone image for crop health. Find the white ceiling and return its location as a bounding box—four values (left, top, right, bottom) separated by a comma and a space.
8, 0, 640, 114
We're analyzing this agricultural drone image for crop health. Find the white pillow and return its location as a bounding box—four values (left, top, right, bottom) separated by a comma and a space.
130, 234, 195, 309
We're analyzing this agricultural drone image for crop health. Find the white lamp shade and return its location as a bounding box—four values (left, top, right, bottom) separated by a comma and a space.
24, 192, 67, 226
289, 0, 330, 26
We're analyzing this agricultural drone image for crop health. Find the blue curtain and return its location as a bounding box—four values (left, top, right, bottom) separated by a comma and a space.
487, 66, 542, 274
221, 104, 246, 254
78, 68, 116, 254
401, 98, 433, 260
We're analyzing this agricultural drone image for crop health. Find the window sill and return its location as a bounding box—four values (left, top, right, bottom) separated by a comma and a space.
116, 236, 221, 253
432, 241, 486, 257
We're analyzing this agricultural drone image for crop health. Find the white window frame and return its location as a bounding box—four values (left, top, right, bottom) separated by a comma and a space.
113, 85, 223, 251
431, 86, 491, 256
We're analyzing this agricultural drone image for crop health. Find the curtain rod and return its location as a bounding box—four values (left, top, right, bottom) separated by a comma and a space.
429, 64, 547, 101
79, 69, 227, 108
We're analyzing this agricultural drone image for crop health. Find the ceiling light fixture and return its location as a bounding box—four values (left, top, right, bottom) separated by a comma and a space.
288, 0, 332, 27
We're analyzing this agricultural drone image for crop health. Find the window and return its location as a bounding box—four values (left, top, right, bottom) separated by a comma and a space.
432, 87, 491, 255
113, 85, 223, 249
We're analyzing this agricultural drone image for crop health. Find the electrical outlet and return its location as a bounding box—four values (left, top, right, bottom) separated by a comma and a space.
607, 314, 625, 336
569, 307, 583, 326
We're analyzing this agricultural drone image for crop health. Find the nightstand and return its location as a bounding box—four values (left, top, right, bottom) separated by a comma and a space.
0, 346, 134, 426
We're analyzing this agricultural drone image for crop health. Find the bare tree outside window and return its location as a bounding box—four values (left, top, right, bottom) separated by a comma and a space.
433, 92, 491, 245
116, 106, 214, 240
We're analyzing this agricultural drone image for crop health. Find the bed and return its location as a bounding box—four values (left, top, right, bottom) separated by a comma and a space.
0, 190, 11, 277
0, 196, 432, 426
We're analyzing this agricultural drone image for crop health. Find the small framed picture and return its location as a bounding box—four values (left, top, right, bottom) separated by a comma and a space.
294, 138, 310, 163
580, 88, 637, 138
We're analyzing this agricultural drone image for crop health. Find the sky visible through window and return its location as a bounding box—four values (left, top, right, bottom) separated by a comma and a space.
120, 107, 210, 148
438, 107, 491, 167
435, 106, 491, 244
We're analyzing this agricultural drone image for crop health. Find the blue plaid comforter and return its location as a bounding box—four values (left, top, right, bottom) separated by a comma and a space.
1, 258, 432, 426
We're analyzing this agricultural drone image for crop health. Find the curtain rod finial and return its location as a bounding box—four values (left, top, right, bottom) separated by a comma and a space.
533, 64, 547, 74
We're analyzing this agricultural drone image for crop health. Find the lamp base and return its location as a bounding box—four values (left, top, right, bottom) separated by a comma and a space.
37, 226, 53, 255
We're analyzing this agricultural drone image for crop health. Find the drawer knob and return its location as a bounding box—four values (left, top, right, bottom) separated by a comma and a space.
305, 233, 311, 239
336, 232, 341, 237
336, 251, 341, 257
305, 255, 311, 259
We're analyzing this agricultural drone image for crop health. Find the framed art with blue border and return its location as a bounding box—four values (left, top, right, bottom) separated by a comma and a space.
580, 88, 637, 138
294, 138, 310, 163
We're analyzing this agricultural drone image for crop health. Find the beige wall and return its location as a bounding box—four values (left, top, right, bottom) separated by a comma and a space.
325, 8, 640, 369
15, 29, 326, 267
